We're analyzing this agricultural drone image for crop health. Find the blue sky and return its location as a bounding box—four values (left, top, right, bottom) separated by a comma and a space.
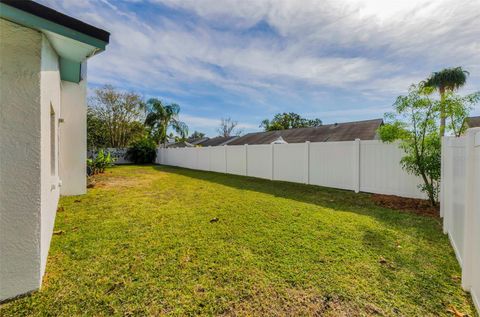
41, 0, 479, 136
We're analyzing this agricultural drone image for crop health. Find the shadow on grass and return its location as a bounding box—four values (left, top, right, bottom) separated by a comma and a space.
148, 165, 469, 313
150, 165, 440, 231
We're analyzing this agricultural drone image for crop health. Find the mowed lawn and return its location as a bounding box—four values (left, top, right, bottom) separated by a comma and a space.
2, 165, 476, 316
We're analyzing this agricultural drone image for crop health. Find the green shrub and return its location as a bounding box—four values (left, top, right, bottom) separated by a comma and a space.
87, 149, 115, 175
125, 138, 157, 164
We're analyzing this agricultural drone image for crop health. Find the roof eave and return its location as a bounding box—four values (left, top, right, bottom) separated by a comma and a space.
1, 2, 109, 83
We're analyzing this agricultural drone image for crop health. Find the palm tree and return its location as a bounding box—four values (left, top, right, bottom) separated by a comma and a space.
422, 67, 469, 136
144, 98, 188, 146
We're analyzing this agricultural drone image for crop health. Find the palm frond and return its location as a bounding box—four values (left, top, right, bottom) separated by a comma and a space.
424, 67, 469, 92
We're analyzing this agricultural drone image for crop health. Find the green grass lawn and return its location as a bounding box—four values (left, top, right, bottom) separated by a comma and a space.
1, 165, 476, 316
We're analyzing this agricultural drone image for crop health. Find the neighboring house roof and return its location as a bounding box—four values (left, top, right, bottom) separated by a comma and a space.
188, 137, 210, 145
198, 136, 239, 147
465, 116, 480, 128
0, 0, 110, 83
167, 141, 194, 148
228, 119, 383, 145
271, 136, 287, 144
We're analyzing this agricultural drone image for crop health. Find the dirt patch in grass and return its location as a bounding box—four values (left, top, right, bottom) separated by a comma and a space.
222, 287, 361, 317
93, 175, 152, 190
371, 194, 439, 217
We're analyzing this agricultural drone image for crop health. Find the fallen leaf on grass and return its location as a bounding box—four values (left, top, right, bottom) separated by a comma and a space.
194, 285, 205, 293
53, 230, 64, 235
105, 281, 125, 294
74, 199, 81, 203
379, 257, 396, 269
451, 275, 461, 282
447, 305, 468, 317
210, 217, 219, 223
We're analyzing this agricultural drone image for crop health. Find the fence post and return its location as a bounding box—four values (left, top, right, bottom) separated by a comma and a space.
442, 137, 448, 234
208, 146, 212, 171
353, 139, 361, 193
224, 145, 228, 174
305, 141, 310, 184
444, 137, 454, 235
245, 144, 248, 176
440, 137, 446, 218
271, 143, 275, 180
195, 147, 199, 169
462, 128, 480, 290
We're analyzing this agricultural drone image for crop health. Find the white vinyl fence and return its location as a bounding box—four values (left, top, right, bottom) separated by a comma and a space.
157, 139, 425, 199
441, 128, 480, 312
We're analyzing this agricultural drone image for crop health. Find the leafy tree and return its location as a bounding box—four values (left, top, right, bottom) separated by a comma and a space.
87, 109, 109, 150
125, 137, 157, 164
379, 84, 440, 206
422, 67, 469, 137
260, 112, 322, 131
443, 92, 480, 137
217, 117, 243, 137
144, 98, 188, 145
190, 131, 206, 139
88, 85, 146, 148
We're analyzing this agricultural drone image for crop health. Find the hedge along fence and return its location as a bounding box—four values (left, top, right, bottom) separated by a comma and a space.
157, 139, 425, 199
441, 128, 480, 312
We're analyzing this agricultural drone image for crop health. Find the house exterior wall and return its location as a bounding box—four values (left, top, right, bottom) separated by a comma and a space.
59, 79, 87, 196
40, 35, 61, 278
0, 19, 72, 301
0, 19, 43, 301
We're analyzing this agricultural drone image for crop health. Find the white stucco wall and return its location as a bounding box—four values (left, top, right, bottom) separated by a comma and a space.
40, 35, 61, 278
59, 79, 87, 196
0, 19, 43, 301
0, 19, 66, 301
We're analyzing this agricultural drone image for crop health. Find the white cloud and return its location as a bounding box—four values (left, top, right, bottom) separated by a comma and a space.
37, 0, 480, 128
180, 114, 257, 136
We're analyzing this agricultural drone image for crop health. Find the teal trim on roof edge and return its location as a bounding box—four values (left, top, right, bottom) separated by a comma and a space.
59, 58, 81, 83
0, 3, 107, 50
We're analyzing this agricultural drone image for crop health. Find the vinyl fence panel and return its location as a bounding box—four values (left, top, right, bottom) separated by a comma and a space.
472, 134, 480, 311
273, 143, 306, 183
441, 128, 480, 313
450, 138, 467, 264
360, 141, 424, 199
210, 146, 226, 173
197, 147, 210, 171
226, 145, 246, 176
247, 144, 273, 179
185, 148, 197, 169
157, 140, 424, 198
309, 141, 356, 190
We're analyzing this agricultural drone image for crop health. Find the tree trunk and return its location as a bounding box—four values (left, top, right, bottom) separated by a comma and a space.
439, 87, 446, 137
419, 168, 436, 206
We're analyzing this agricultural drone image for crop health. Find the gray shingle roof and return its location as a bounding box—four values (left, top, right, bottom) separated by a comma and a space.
166, 141, 194, 148
198, 136, 239, 147
228, 119, 383, 145
188, 137, 209, 145
466, 116, 480, 128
